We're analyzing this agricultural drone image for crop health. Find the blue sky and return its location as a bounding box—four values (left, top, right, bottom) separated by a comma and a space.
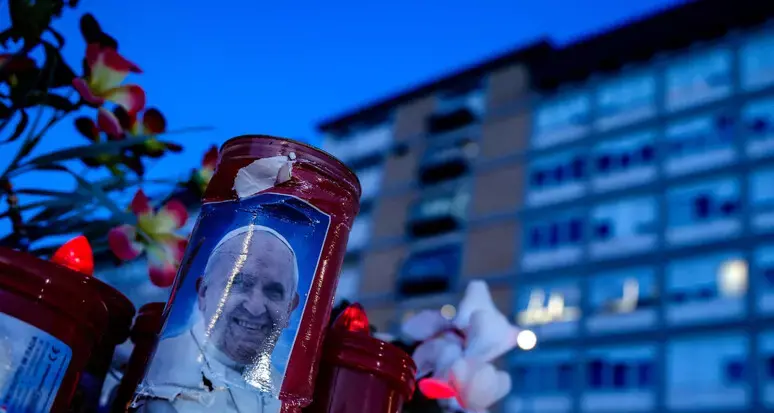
1, 0, 682, 238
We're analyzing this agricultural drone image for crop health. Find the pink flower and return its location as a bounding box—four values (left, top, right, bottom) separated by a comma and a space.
72, 44, 145, 114
108, 189, 188, 287
193, 145, 218, 192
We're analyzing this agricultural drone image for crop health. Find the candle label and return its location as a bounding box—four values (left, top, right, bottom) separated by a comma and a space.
0, 313, 72, 413
133, 192, 331, 413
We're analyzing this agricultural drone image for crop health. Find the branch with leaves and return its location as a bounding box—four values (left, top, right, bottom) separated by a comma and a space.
0, 0, 215, 286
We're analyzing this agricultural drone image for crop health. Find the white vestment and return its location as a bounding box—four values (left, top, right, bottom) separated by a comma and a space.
136, 317, 283, 413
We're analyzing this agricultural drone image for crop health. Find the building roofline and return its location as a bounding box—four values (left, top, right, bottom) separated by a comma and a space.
317, 0, 774, 132
316, 39, 555, 133
533, 0, 774, 90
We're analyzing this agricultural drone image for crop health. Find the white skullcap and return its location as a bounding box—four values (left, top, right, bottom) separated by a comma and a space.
207, 224, 299, 288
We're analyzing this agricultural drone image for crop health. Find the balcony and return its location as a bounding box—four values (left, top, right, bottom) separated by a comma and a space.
323, 124, 393, 166
407, 185, 470, 238
427, 88, 485, 135
418, 134, 478, 186
397, 243, 461, 297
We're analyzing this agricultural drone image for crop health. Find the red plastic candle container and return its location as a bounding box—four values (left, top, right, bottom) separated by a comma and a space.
302, 330, 417, 413
112, 302, 165, 413
0, 247, 134, 413
133, 135, 361, 412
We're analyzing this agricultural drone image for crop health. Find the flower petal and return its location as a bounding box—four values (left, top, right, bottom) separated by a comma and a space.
74, 116, 100, 142
156, 199, 188, 230
450, 359, 511, 412
147, 237, 186, 287
464, 309, 520, 363
455, 280, 498, 330
142, 108, 167, 134
202, 146, 218, 170
105, 85, 146, 114
412, 334, 463, 378
97, 107, 123, 139
130, 189, 152, 217
113, 106, 136, 131
89, 45, 141, 92
108, 224, 144, 261
418, 378, 457, 400
402, 309, 451, 341
72, 77, 105, 106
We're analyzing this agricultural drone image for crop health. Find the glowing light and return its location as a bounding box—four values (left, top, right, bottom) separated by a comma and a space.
517, 289, 581, 327
440, 304, 457, 320
51, 235, 94, 276
418, 378, 457, 399
616, 278, 640, 313
719, 259, 748, 297
516, 330, 537, 351
334, 303, 370, 333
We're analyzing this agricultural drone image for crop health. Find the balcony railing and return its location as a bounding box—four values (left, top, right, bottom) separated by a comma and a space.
427, 90, 485, 135
407, 184, 470, 238
397, 243, 461, 297
323, 124, 393, 165
418, 134, 477, 185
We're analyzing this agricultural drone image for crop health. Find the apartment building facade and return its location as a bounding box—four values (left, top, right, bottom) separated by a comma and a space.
319, 0, 774, 412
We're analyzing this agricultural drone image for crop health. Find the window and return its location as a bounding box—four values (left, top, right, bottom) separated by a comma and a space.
522, 210, 585, 272
357, 165, 383, 201
664, 111, 736, 177
743, 97, 774, 158
335, 264, 360, 304
509, 350, 576, 413
582, 345, 656, 412
347, 214, 372, 252
755, 245, 774, 314
595, 73, 656, 132
323, 122, 393, 164
408, 184, 469, 238
751, 168, 774, 232
587, 267, 658, 334
759, 331, 774, 408
419, 135, 477, 185
667, 334, 749, 410
591, 130, 657, 193
397, 243, 461, 297
741, 31, 774, 91
666, 252, 747, 326
532, 93, 591, 149
527, 149, 587, 207
666, 177, 741, 246
516, 280, 581, 340
589, 196, 657, 259
429, 81, 485, 134
665, 48, 733, 112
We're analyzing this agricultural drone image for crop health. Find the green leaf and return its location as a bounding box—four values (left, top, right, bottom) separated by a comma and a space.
79, 13, 118, 50
46, 28, 66, 50
14, 188, 82, 198
20, 136, 151, 167
8, 0, 66, 45
19, 92, 77, 112
40, 42, 76, 88
0, 110, 29, 144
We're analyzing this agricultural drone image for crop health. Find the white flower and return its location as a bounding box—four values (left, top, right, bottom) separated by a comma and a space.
402, 281, 521, 411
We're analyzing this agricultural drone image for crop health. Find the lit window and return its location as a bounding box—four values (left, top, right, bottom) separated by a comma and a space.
582, 345, 656, 412
591, 130, 657, 193
666, 177, 741, 246
741, 31, 774, 91
532, 93, 591, 149
522, 210, 585, 272
527, 149, 587, 207
742, 97, 774, 159
666, 252, 747, 326
667, 334, 749, 410
664, 111, 736, 177
590, 196, 657, 259
587, 267, 658, 334
516, 281, 581, 340
665, 48, 733, 112
595, 73, 656, 132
